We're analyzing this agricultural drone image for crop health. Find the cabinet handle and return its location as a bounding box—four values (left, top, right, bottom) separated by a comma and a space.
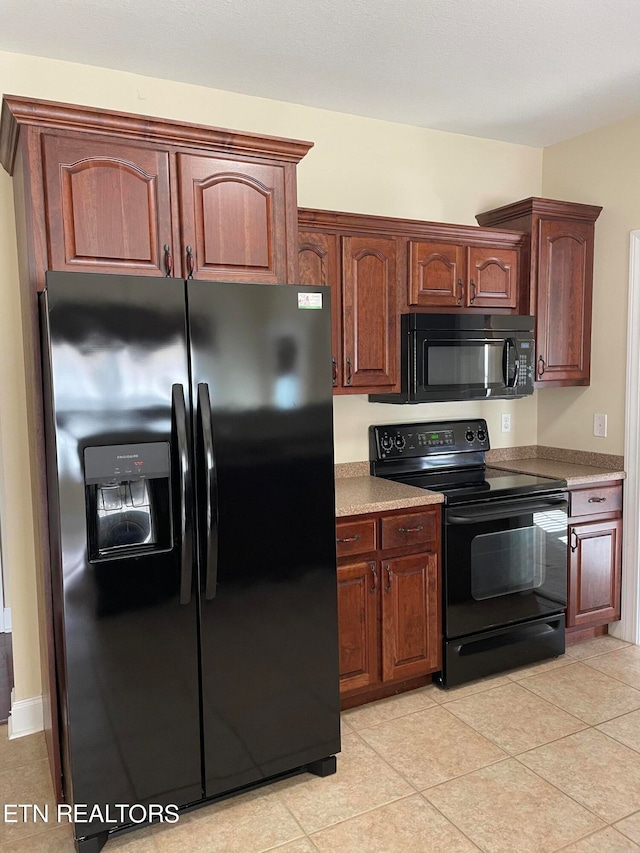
588, 496, 607, 503
337, 534, 361, 544
570, 529, 579, 552
346, 357, 352, 385
469, 279, 477, 304
456, 278, 464, 306
384, 563, 392, 593
163, 244, 173, 277
369, 563, 378, 594
538, 355, 546, 377
332, 357, 338, 386
398, 525, 424, 534
186, 245, 195, 279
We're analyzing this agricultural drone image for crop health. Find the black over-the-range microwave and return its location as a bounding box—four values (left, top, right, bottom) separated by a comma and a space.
369, 313, 535, 404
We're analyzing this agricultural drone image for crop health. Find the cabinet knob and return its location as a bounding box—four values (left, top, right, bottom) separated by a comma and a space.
332, 357, 338, 386
538, 355, 546, 377
384, 563, 392, 593
588, 496, 607, 503
186, 245, 195, 279
570, 529, 579, 552
469, 279, 477, 304
457, 278, 464, 306
346, 357, 352, 385
337, 534, 361, 544
163, 244, 172, 277
369, 563, 378, 594
397, 525, 424, 534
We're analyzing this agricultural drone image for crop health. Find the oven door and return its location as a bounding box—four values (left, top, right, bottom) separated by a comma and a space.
443, 494, 568, 639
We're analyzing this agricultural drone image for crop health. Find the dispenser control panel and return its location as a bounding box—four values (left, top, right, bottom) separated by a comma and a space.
84, 442, 170, 485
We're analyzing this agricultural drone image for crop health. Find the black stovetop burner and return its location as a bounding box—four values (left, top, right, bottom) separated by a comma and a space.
369, 418, 566, 504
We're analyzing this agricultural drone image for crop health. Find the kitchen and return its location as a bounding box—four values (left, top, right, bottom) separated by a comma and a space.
1, 5, 640, 850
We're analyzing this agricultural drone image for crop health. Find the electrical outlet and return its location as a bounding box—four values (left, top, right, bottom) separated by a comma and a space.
593, 413, 608, 437
501, 413, 512, 433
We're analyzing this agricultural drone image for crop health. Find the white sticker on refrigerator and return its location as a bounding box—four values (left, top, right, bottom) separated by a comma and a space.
298, 292, 323, 310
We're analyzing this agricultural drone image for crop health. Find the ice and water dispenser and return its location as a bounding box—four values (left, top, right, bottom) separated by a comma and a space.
84, 443, 172, 560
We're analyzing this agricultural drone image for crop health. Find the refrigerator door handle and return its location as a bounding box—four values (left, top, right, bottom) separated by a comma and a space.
172, 384, 194, 605
198, 383, 219, 600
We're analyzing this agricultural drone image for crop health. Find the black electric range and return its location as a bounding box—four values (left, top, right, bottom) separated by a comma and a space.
369, 418, 569, 687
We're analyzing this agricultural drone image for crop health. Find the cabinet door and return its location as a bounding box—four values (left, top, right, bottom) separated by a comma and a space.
567, 519, 622, 628
408, 241, 465, 307
342, 236, 397, 389
177, 153, 289, 283
337, 561, 380, 694
467, 247, 518, 309
42, 134, 173, 276
299, 230, 341, 386
381, 552, 440, 682
536, 219, 594, 384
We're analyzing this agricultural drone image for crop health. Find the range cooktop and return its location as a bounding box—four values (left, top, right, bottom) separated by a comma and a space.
369, 419, 567, 505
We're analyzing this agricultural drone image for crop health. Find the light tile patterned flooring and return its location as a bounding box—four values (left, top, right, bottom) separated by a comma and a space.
3, 636, 640, 851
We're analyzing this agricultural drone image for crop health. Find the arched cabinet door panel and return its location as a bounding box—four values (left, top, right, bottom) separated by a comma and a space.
468, 248, 518, 308
177, 154, 291, 283
342, 236, 398, 389
42, 134, 173, 276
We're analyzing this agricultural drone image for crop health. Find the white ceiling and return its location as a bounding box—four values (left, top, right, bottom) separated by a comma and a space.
3, 0, 640, 147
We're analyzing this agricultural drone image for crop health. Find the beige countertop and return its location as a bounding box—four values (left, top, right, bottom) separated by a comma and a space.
488, 458, 626, 486
335, 475, 443, 518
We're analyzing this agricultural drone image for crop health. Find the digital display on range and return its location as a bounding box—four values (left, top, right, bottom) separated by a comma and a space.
417, 429, 454, 448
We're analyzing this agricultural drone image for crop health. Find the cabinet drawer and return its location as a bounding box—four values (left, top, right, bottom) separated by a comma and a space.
570, 485, 622, 518
380, 509, 438, 551
336, 519, 377, 558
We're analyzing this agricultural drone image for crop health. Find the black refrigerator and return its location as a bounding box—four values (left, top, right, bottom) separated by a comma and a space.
40, 272, 341, 852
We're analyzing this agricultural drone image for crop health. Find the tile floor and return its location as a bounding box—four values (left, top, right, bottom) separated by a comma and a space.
3, 636, 640, 851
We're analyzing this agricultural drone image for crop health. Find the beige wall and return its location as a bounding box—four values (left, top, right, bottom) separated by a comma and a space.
0, 50, 543, 702
539, 114, 640, 456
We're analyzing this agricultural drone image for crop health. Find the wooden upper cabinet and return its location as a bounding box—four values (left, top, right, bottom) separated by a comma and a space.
0, 95, 312, 290
409, 240, 518, 310
409, 241, 465, 307
298, 230, 341, 385
468, 247, 518, 309
342, 236, 397, 389
536, 219, 593, 384
41, 134, 173, 277
476, 198, 602, 386
177, 154, 291, 283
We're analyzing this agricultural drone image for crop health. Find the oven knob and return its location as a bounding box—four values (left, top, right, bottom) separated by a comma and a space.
394, 435, 406, 451
477, 427, 487, 442
380, 434, 393, 452
465, 429, 475, 443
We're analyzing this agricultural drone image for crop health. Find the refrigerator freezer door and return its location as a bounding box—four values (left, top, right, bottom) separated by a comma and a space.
188, 281, 341, 798
42, 273, 201, 838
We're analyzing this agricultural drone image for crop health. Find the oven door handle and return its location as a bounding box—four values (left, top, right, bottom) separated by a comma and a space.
446, 496, 567, 525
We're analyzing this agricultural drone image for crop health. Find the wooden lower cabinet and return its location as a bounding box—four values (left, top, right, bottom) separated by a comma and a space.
566, 482, 623, 631
336, 506, 441, 706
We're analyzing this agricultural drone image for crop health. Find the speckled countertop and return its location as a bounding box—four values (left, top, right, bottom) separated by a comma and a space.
334, 448, 625, 518
335, 476, 443, 518
487, 458, 625, 486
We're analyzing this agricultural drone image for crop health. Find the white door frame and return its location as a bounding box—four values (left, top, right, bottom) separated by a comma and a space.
611, 230, 640, 644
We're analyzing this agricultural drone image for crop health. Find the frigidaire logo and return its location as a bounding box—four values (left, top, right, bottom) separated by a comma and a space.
117, 455, 139, 460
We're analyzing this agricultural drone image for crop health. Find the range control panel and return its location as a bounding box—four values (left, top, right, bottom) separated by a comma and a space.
369, 419, 490, 462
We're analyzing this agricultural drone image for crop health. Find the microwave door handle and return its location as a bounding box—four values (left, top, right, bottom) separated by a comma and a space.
504, 338, 519, 388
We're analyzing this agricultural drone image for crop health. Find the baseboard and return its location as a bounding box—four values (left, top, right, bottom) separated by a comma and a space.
2, 607, 11, 632
8, 691, 44, 739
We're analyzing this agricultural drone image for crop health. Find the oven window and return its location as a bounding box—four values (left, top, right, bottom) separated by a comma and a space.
426, 342, 504, 387
471, 526, 544, 599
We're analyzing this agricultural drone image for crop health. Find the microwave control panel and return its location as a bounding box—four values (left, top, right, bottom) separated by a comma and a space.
369, 419, 490, 462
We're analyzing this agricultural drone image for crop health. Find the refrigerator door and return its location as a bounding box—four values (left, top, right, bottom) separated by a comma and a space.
42, 273, 201, 839
188, 280, 341, 798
